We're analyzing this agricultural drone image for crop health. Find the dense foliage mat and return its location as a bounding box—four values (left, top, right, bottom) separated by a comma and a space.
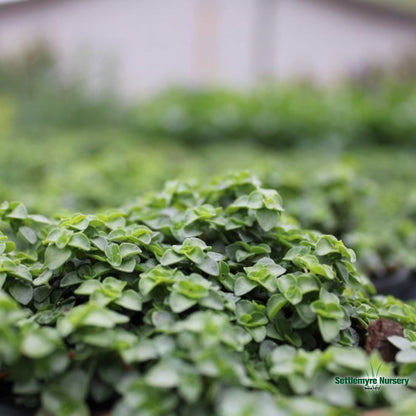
2, 52, 416, 287
1, 174, 416, 416
1, 131, 416, 287
133, 85, 416, 148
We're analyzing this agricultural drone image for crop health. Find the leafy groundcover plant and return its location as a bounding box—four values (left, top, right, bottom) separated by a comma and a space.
0, 172, 416, 416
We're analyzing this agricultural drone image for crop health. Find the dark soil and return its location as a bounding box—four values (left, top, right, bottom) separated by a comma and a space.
365, 318, 403, 362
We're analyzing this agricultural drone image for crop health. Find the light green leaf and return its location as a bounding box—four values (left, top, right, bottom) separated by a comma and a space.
19, 226, 37, 244
396, 348, 416, 363
45, 245, 71, 270
8, 203, 28, 219
9, 280, 34, 305
169, 291, 197, 313
22, 327, 60, 358
75, 279, 101, 295
160, 249, 183, 266
115, 289, 142, 311
318, 316, 340, 343
69, 233, 91, 251
255, 209, 279, 232
234, 276, 257, 296
33, 269, 53, 286
197, 256, 219, 276
146, 360, 180, 388
267, 294, 288, 320
120, 242, 141, 258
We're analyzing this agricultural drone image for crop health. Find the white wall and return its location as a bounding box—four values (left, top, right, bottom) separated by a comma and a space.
274, 0, 416, 81
0, 0, 195, 95
0, 0, 416, 95
0, 0, 260, 95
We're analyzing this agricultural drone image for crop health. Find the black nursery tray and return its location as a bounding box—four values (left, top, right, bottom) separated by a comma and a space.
373, 269, 416, 300
0, 404, 33, 416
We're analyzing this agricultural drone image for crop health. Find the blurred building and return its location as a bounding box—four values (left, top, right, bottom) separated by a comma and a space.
1, 0, 416, 95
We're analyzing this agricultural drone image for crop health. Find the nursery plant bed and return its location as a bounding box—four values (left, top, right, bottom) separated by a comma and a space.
1, 174, 416, 415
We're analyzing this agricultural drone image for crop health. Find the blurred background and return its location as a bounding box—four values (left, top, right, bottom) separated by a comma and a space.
1, 0, 416, 296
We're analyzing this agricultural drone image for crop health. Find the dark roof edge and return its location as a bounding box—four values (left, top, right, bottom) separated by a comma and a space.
313, 0, 416, 26
0, 0, 60, 11
2, 0, 416, 27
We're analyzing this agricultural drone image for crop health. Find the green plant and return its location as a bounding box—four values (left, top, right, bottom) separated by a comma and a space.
0, 174, 415, 415
3, 45, 416, 149
133, 84, 416, 148
0, 44, 124, 134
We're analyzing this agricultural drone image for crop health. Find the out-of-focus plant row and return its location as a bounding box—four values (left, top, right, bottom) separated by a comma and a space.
132, 83, 416, 148
1, 45, 416, 147
2, 83, 416, 148
1, 46, 416, 289
0, 131, 415, 291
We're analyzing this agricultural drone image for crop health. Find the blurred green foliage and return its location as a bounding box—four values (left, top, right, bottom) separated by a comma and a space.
1, 174, 416, 415
1, 44, 416, 148
133, 83, 416, 147
1, 46, 416, 286
1, 128, 415, 286
0, 44, 125, 134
